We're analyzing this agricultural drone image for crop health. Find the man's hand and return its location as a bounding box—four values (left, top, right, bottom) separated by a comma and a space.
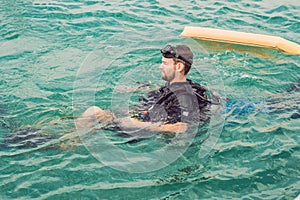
75, 106, 114, 129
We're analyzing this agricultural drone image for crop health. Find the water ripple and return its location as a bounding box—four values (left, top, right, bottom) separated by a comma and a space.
1, 0, 300, 199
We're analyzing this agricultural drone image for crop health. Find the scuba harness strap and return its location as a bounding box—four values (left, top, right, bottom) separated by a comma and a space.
130, 80, 221, 122
154, 80, 221, 107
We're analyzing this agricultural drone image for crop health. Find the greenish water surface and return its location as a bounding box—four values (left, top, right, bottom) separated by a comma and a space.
0, 0, 299, 199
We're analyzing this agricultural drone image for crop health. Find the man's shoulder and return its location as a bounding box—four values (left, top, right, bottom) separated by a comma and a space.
187, 79, 206, 90
169, 80, 205, 94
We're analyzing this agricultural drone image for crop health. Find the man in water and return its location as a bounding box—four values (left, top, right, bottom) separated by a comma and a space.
75, 44, 209, 134
1, 44, 210, 150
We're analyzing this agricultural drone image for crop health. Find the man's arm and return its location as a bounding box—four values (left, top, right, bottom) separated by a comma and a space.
116, 117, 188, 133
74, 106, 188, 134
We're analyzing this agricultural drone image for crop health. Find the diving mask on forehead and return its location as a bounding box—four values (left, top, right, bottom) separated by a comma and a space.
160, 45, 192, 66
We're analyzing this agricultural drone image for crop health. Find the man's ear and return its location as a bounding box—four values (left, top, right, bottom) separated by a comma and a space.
176, 62, 185, 73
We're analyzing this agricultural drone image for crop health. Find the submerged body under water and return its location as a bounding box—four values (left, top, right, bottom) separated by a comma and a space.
2, 79, 299, 150
1, 80, 211, 149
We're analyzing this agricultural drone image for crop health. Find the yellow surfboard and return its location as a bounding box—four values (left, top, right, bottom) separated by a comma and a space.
181, 26, 300, 56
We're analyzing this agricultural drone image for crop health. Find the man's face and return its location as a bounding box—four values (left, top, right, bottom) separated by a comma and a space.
160, 57, 176, 82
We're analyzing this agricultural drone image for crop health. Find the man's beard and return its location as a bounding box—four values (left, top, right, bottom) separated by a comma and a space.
161, 71, 175, 82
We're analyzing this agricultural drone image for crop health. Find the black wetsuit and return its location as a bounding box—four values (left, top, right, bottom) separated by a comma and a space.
130, 79, 209, 124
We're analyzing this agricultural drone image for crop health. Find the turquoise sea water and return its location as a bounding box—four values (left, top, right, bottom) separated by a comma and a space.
1, 0, 299, 199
